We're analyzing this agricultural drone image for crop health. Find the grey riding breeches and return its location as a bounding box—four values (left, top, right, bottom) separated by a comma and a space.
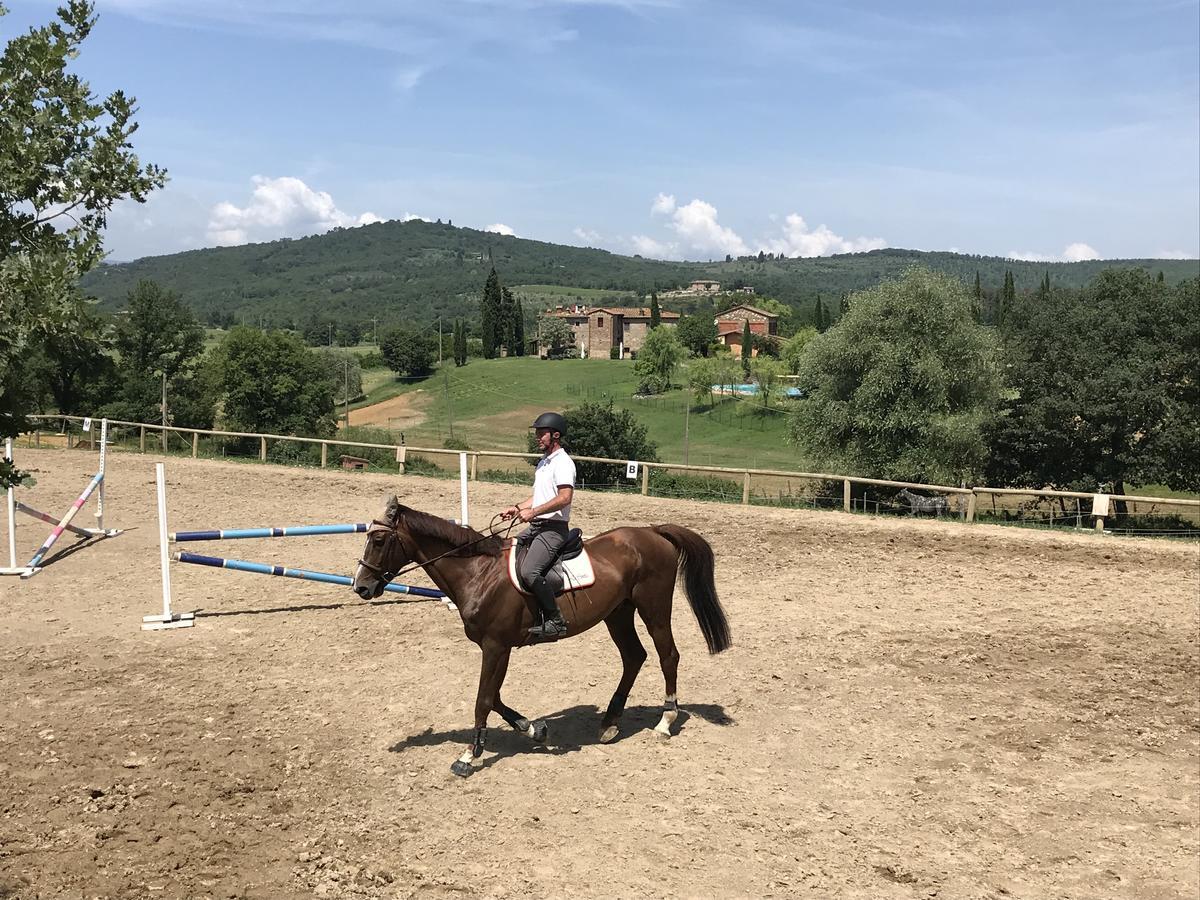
518, 521, 569, 589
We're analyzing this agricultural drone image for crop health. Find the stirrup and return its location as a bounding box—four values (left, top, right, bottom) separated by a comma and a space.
528, 615, 568, 641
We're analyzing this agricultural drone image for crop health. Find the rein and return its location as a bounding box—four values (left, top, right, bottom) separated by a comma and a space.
358, 513, 519, 584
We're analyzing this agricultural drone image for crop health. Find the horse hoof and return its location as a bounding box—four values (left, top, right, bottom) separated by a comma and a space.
530, 720, 549, 744
450, 760, 474, 778
599, 725, 619, 744
653, 726, 672, 741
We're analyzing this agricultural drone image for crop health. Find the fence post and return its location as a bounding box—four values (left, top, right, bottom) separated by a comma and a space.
396, 446, 407, 475
1094, 515, 1105, 532
34, 430, 41, 448
742, 471, 751, 505
843, 479, 851, 512
966, 491, 977, 523
139, 426, 145, 452
321, 442, 328, 468
260, 436, 267, 461
191, 431, 199, 458
641, 464, 649, 496
471, 453, 479, 481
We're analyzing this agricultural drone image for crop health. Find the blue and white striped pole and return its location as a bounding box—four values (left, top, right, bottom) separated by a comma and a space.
170, 523, 369, 542
173, 551, 447, 600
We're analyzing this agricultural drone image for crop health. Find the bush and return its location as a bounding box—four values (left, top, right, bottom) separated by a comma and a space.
333, 425, 402, 469
609, 346, 620, 360
552, 399, 658, 487
379, 327, 435, 377
443, 436, 470, 451
356, 350, 385, 369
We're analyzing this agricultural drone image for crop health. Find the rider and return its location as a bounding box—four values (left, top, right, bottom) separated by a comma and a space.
501, 412, 575, 641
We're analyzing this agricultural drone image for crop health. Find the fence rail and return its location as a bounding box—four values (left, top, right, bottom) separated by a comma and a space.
19, 414, 1199, 534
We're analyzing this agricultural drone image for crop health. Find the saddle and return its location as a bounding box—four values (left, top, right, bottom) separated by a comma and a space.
506, 528, 596, 596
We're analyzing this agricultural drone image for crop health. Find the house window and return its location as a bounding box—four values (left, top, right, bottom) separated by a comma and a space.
597, 316, 604, 328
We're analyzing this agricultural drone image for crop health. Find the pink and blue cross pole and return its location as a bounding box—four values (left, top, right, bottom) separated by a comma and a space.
21, 471, 103, 575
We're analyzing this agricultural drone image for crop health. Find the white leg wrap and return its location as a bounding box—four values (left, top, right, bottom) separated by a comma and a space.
654, 694, 678, 737
524, 724, 536, 738
457, 749, 474, 765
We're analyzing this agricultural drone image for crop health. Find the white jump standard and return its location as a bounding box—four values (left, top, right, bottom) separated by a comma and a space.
2, 419, 123, 578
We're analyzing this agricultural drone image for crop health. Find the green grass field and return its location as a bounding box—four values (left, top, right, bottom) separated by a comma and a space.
348, 357, 804, 470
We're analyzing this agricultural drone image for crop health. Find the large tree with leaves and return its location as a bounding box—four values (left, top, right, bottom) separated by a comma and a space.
985, 271, 1199, 496
789, 267, 1000, 484
0, 0, 166, 486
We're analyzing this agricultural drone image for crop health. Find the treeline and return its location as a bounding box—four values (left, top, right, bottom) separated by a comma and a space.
78, 218, 1198, 336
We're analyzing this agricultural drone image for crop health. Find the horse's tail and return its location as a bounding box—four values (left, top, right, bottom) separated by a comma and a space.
653, 524, 731, 655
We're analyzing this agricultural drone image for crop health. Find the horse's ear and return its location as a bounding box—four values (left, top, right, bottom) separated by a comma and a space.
385, 495, 401, 521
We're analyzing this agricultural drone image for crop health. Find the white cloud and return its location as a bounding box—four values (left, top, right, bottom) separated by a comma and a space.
394, 65, 429, 91
1008, 242, 1102, 262
761, 213, 886, 258
207, 176, 381, 245
669, 199, 750, 257
573, 227, 602, 244
650, 192, 677, 216
629, 234, 677, 258
485, 223, 516, 236
1154, 249, 1197, 259
1063, 242, 1100, 262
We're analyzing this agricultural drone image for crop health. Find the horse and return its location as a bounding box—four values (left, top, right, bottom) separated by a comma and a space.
353, 497, 731, 777
896, 488, 949, 517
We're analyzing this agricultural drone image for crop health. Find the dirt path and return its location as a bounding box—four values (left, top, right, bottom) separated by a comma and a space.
1, 449, 1196, 899
347, 390, 426, 430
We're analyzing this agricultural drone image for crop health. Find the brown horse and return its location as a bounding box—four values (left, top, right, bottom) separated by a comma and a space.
353, 497, 731, 777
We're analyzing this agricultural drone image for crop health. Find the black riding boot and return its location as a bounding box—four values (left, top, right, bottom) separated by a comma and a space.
528, 575, 568, 641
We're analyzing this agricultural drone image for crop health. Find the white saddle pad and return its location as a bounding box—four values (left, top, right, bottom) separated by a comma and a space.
507, 542, 596, 595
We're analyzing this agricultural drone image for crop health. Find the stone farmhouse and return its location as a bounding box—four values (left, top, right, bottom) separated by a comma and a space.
714, 304, 778, 358
540, 305, 680, 359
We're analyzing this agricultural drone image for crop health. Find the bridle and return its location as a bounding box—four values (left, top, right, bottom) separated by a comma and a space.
357, 513, 518, 586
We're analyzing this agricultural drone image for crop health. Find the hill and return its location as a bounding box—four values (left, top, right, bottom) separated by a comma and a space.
80, 219, 1199, 328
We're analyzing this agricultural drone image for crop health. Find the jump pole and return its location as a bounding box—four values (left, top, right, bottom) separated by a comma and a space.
172, 551, 447, 599
142, 462, 195, 630
2, 438, 19, 575
459, 451, 469, 527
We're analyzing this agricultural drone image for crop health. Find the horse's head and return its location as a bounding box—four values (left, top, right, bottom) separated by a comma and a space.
353, 496, 412, 600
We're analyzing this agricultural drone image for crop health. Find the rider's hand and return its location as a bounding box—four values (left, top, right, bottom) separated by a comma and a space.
501, 505, 519, 520
516, 507, 536, 523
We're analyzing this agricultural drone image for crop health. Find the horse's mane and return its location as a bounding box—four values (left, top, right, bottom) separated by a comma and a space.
398, 505, 503, 557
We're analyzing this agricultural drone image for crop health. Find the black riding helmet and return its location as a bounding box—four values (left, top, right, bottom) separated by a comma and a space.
531, 411, 567, 437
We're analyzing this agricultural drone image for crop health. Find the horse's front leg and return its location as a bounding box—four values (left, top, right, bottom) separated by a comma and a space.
495, 693, 549, 744
451, 643, 510, 778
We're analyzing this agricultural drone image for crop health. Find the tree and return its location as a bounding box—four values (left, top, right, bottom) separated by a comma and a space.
537, 315, 575, 358
557, 399, 658, 486
453, 318, 467, 367
105, 280, 212, 427
788, 267, 1000, 484
480, 268, 501, 358
740, 319, 753, 378
511, 295, 526, 356
985, 271, 1199, 496
210, 328, 336, 437
780, 327, 818, 375
814, 295, 828, 332
751, 357, 785, 408
688, 357, 718, 406
633, 326, 685, 395
972, 272, 983, 322
0, 0, 166, 486
649, 292, 662, 329
500, 286, 516, 355
675, 314, 718, 357
379, 327, 435, 377
313, 348, 364, 403
25, 306, 116, 415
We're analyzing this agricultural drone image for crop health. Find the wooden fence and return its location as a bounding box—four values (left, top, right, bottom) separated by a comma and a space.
19, 415, 1199, 532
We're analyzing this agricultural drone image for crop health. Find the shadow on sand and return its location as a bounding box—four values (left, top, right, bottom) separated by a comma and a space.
388, 702, 734, 771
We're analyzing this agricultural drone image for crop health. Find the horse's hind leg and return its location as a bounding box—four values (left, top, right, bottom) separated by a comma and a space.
600, 600, 647, 744
634, 585, 681, 740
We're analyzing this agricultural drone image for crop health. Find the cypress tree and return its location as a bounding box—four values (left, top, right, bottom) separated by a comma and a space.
1038, 272, 1051, 302
839, 292, 849, 317
480, 267, 501, 358
453, 319, 464, 366
1000, 270, 1015, 326
815, 295, 827, 332
512, 296, 526, 356
500, 286, 516, 356
649, 292, 661, 329
741, 318, 753, 378
1156, 270, 1165, 283
972, 272, 983, 321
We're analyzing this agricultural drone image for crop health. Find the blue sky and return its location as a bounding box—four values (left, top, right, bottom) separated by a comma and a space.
5, 0, 1199, 262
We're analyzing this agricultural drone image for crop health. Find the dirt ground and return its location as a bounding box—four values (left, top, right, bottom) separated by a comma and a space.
347, 392, 426, 431
0, 448, 1196, 900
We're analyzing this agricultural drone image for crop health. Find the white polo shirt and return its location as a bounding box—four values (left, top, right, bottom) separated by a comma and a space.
532, 447, 576, 522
